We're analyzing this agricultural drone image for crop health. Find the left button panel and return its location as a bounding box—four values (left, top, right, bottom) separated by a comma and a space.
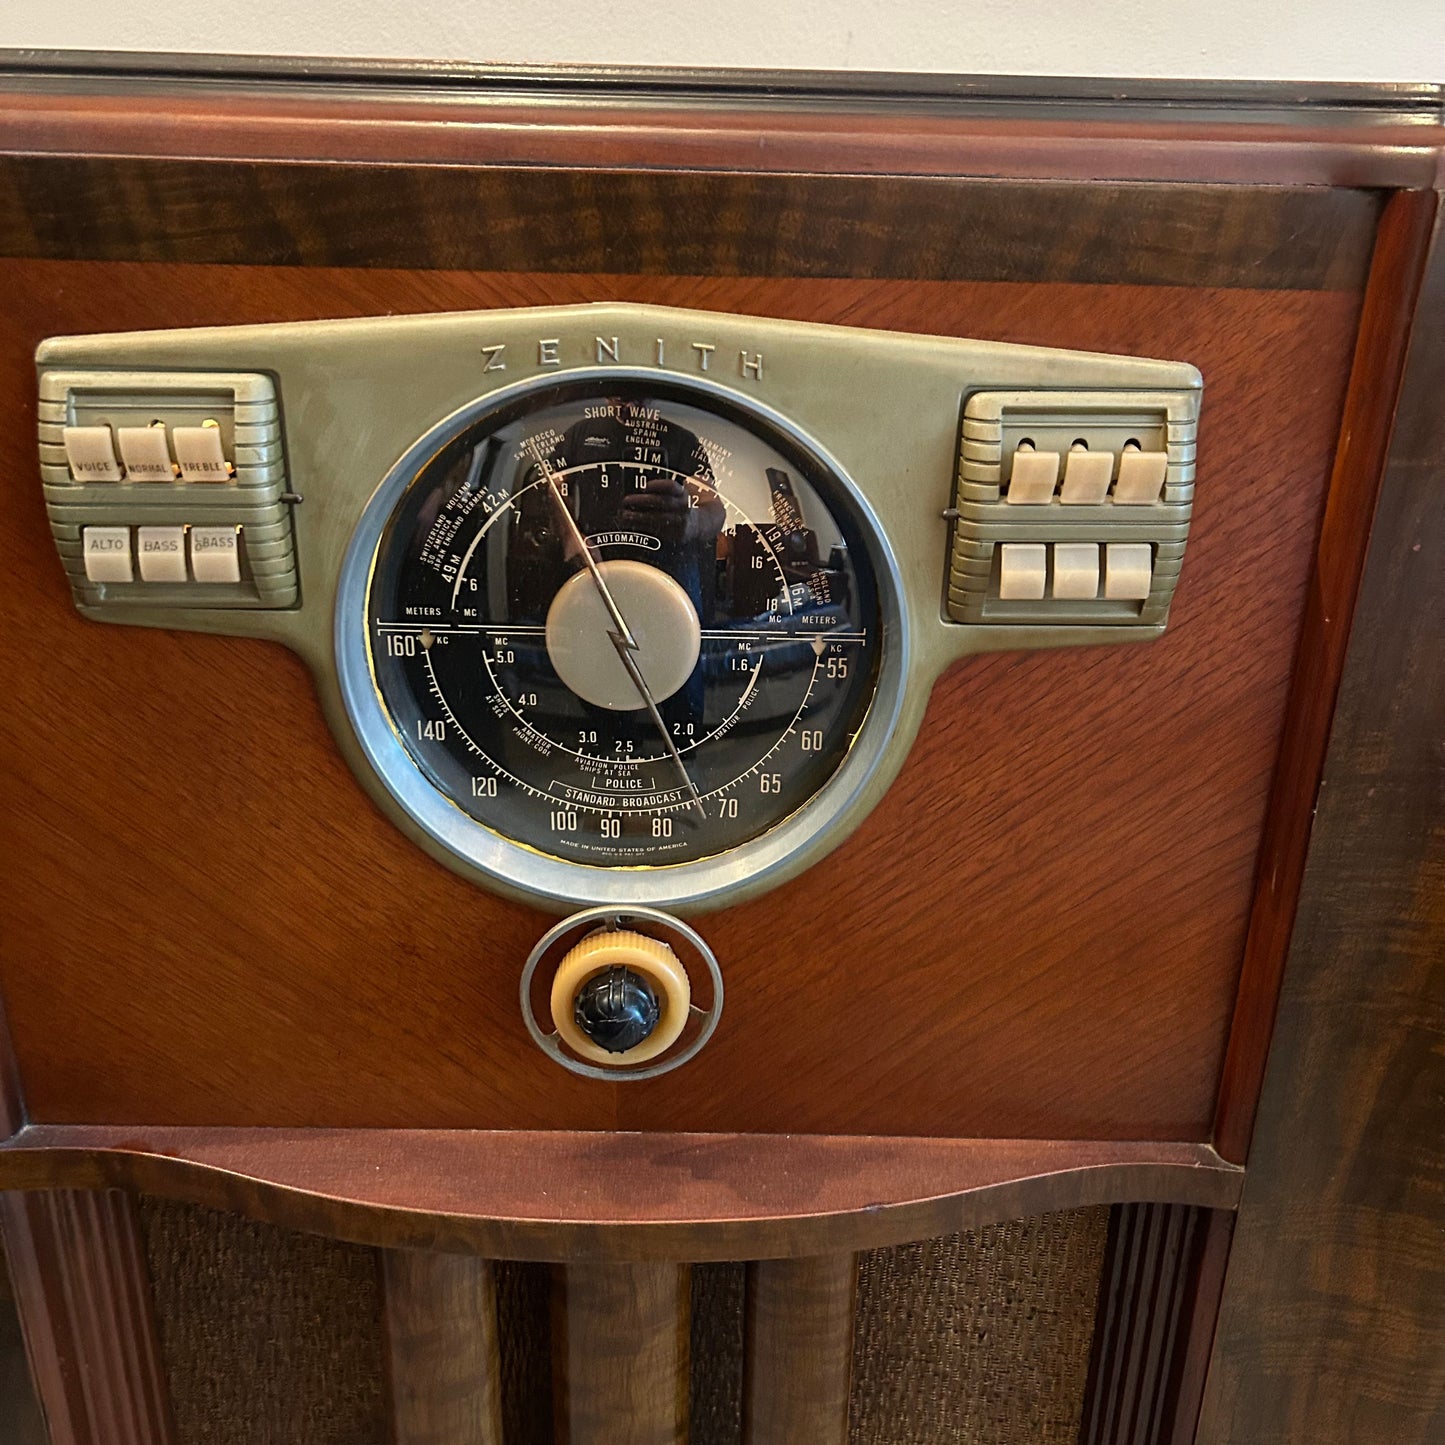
39, 370, 297, 611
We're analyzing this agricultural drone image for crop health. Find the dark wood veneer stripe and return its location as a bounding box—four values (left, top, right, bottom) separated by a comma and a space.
0, 995, 22, 1141
0, 157, 1381, 290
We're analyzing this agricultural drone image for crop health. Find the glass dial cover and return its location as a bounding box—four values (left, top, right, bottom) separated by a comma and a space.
362, 373, 886, 881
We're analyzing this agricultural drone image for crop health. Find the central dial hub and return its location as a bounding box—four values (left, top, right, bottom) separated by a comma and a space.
544, 559, 702, 711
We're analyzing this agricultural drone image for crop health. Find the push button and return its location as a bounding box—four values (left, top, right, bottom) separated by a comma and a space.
1053, 543, 1100, 599
998, 543, 1046, 599
137, 526, 188, 583
172, 424, 231, 482
1059, 446, 1114, 505
190, 526, 241, 583
82, 526, 133, 582
1105, 543, 1154, 599
1005, 444, 1059, 504
1114, 446, 1168, 504
116, 425, 176, 482
63, 426, 123, 482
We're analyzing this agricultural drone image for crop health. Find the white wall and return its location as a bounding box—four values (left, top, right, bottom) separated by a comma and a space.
0, 0, 1442, 82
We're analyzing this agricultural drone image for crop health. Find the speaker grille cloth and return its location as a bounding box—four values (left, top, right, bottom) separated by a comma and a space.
138, 1197, 387, 1445
691, 1262, 746, 1445
135, 1198, 1105, 1445
850, 1206, 1110, 1445
494, 1260, 554, 1445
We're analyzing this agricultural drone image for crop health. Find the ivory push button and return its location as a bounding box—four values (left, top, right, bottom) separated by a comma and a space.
137, 526, 188, 583
1105, 543, 1154, 600
63, 426, 123, 482
1053, 543, 1100, 599
1005, 445, 1059, 504
82, 526, 133, 582
1114, 445, 1169, 504
190, 526, 241, 583
1059, 446, 1114, 505
172, 424, 231, 481
116, 426, 176, 482
998, 543, 1046, 599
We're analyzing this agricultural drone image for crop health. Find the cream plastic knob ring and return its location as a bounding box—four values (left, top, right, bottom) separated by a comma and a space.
550, 929, 691, 1065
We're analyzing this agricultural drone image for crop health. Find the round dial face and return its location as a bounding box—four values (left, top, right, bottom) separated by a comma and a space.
365, 376, 882, 869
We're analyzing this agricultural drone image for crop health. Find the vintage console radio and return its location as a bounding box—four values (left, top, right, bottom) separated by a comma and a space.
0, 58, 1439, 1445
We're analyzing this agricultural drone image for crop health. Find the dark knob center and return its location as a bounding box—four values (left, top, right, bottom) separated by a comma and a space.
573, 966, 660, 1054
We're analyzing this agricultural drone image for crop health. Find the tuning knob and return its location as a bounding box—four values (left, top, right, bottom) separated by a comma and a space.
574, 967, 659, 1054
550, 929, 691, 1065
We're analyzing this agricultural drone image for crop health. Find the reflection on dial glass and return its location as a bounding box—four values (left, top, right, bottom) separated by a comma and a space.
367, 377, 882, 866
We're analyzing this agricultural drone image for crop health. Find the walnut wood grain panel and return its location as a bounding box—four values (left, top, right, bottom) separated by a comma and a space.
1212, 187, 1439, 1162
1196, 213, 1445, 1445
0, 158, 1381, 290
0, 1189, 175, 1445
553, 1261, 689, 1445
0, 260, 1362, 1140
2, 84, 1443, 188
743, 1254, 856, 1445
0, 1130, 1242, 1262
382, 1250, 503, 1445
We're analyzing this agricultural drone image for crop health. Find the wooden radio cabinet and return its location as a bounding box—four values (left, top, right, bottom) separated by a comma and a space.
0, 58, 1439, 1445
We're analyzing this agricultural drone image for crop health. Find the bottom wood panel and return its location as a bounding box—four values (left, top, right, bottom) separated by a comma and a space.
382, 1249, 503, 1445
553, 1260, 691, 1445
744, 1254, 857, 1444
0, 1190, 1240, 1445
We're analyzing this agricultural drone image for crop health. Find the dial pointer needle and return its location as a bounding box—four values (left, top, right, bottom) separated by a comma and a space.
534, 450, 707, 817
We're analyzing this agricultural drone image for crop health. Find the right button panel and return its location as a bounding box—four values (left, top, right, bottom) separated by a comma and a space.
946, 388, 1199, 628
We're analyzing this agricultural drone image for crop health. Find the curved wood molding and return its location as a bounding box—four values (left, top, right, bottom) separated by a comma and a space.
0, 1129, 1240, 1262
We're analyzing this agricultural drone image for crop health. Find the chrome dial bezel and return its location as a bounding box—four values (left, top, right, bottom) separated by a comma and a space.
335, 367, 909, 913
